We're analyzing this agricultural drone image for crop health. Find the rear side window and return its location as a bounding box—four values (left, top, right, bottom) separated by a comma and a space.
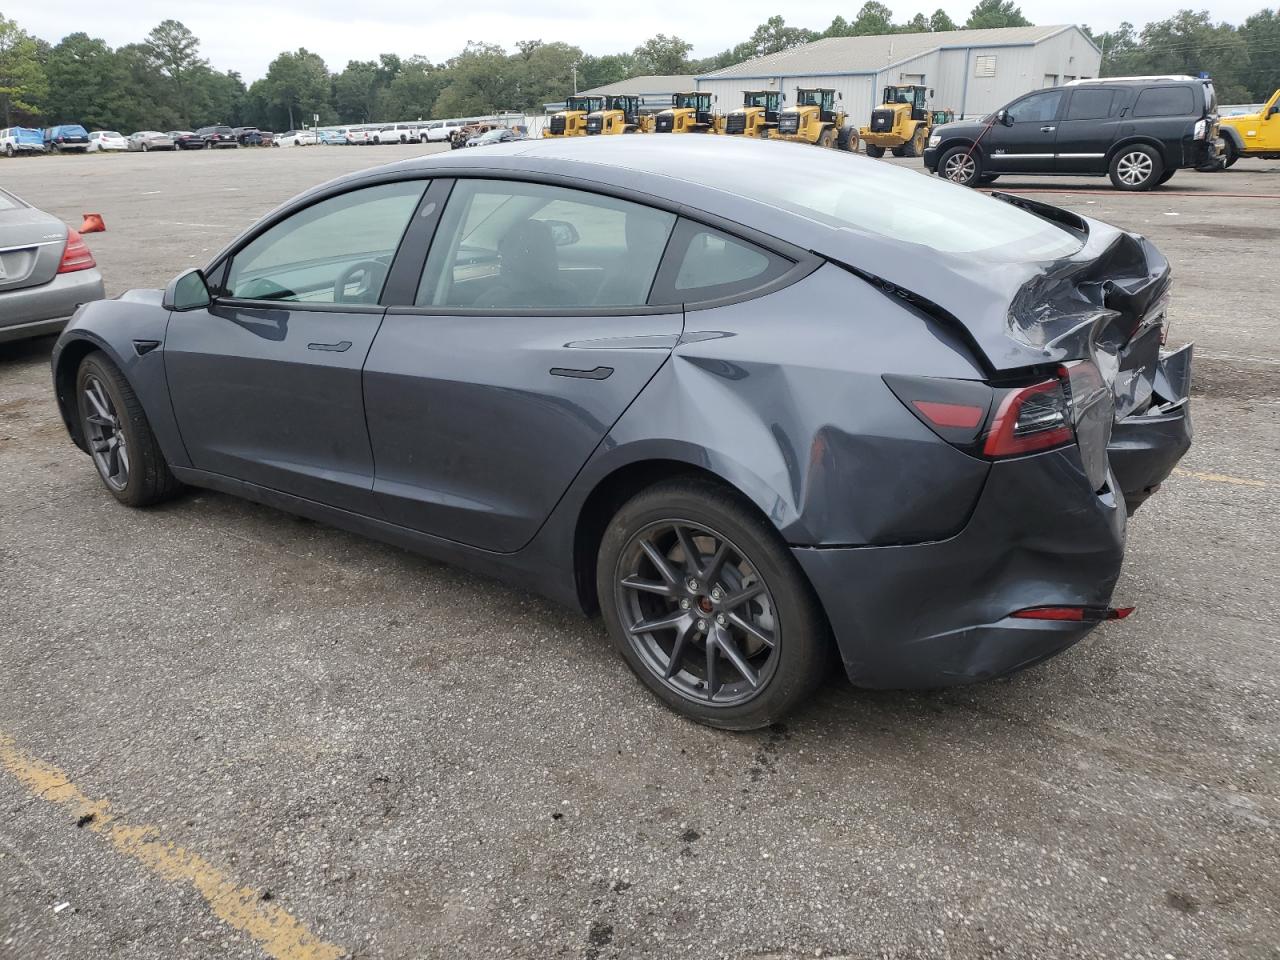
1066, 89, 1115, 121
651, 220, 792, 305
1133, 86, 1196, 118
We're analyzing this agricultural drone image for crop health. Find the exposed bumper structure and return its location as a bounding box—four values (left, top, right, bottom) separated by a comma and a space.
1109, 342, 1193, 512
795, 446, 1128, 689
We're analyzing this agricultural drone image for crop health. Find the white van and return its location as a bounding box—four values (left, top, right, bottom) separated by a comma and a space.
424, 120, 463, 143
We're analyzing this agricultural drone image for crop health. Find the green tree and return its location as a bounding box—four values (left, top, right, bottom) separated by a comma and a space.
632, 34, 693, 75
512, 41, 584, 111
260, 48, 332, 129
1132, 10, 1251, 102
738, 16, 818, 57
379, 55, 448, 119
333, 60, 381, 122
1240, 8, 1280, 100
964, 0, 1031, 29
906, 12, 931, 31
930, 9, 958, 30
193, 67, 247, 126
577, 53, 636, 90
852, 2, 897, 34
145, 20, 205, 126
0, 14, 47, 125
432, 43, 518, 118
42, 33, 139, 129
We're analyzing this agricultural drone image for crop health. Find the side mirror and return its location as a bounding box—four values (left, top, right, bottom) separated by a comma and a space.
542, 220, 580, 247
163, 268, 211, 311
838, 92, 844, 100
997, 109, 1012, 126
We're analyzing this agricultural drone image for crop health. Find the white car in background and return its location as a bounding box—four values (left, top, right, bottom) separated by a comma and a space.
423, 120, 463, 142
341, 127, 370, 145
1, 127, 45, 157
87, 131, 128, 152
372, 123, 419, 144
274, 130, 318, 147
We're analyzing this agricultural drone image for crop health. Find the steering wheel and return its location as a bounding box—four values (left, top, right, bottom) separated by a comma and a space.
333, 260, 388, 304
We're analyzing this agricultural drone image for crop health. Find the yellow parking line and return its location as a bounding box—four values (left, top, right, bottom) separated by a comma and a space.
1173, 468, 1267, 488
0, 733, 345, 960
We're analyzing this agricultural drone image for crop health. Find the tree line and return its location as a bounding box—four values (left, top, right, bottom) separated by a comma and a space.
2, 4, 1278, 133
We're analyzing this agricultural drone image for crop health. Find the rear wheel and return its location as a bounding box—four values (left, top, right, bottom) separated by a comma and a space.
597, 478, 830, 730
890, 145, 906, 157
938, 146, 982, 187
1109, 145, 1163, 190
4, 144, 13, 158
865, 143, 885, 158
76, 352, 181, 508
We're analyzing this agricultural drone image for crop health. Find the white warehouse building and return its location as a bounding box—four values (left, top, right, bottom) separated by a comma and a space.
695, 25, 1101, 128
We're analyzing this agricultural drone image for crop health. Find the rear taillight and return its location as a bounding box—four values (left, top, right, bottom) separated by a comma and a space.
57, 229, 95, 274
983, 378, 1073, 457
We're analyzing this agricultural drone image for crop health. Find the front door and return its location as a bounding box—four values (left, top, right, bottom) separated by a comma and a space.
363, 177, 682, 553
983, 88, 1064, 173
165, 179, 426, 514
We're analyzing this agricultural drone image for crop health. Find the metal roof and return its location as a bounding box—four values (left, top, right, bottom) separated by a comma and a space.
579, 75, 698, 96
699, 26, 1089, 80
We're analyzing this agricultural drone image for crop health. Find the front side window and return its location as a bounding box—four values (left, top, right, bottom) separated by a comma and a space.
1006, 90, 1063, 123
417, 179, 676, 310
1134, 86, 1196, 118
225, 180, 425, 305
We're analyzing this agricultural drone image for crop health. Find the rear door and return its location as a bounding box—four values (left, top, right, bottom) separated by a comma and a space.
363, 177, 682, 552
1056, 86, 1122, 172
165, 179, 426, 515
983, 88, 1064, 173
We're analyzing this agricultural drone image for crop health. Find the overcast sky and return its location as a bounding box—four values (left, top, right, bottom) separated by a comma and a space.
11, 1, 1265, 80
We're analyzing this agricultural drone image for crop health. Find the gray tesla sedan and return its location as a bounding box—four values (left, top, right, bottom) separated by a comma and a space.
50, 137, 1192, 729
1, 187, 105, 343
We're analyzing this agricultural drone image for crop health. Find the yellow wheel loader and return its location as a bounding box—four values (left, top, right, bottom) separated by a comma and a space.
544, 95, 606, 137
774, 88, 857, 150
724, 90, 781, 137
654, 92, 719, 133
860, 85, 933, 158
585, 95, 653, 135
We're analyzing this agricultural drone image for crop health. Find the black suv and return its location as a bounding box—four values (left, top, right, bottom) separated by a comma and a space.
197, 125, 239, 148
924, 76, 1219, 191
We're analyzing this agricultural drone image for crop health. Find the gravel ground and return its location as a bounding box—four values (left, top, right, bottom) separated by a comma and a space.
1, 144, 1277, 960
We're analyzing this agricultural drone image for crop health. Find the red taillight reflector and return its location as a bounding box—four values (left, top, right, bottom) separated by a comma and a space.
57, 229, 96, 274
911, 400, 984, 429
983, 379, 1073, 457
1012, 605, 1135, 622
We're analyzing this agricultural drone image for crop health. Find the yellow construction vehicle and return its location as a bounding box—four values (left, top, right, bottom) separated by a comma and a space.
544, 95, 606, 137
723, 90, 781, 137
774, 88, 856, 149
860, 85, 933, 158
585, 95, 654, 135
654, 92, 719, 133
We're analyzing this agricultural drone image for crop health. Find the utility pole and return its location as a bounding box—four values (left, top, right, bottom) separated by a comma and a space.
572, 61, 579, 95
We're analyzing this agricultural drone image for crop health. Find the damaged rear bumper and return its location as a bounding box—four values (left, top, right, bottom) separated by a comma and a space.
795, 445, 1126, 690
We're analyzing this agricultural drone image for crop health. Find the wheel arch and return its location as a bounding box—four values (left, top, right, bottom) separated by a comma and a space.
53, 332, 125, 452
1219, 126, 1245, 151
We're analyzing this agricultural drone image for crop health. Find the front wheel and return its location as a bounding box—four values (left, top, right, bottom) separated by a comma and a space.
4, 144, 13, 158
817, 128, 835, 149
76, 352, 181, 507
1109, 145, 1163, 190
597, 478, 830, 730
937, 146, 982, 187
1222, 138, 1239, 168
865, 143, 885, 158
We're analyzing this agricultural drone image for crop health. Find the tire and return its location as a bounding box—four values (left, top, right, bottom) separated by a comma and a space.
837, 126, 856, 151
4, 144, 13, 158
75, 352, 182, 508
597, 477, 831, 730
1222, 137, 1239, 168
1109, 144, 1163, 190
903, 126, 926, 158
1157, 170, 1176, 185
890, 145, 906, 157
141, 143, 149, 153
937, 145, 982, 187
865, 144, 885, 158
817, 128, 835, 149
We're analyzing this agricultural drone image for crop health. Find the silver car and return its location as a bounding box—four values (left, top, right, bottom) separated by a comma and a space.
0, 188, 105, 343
127, 131, 175, 152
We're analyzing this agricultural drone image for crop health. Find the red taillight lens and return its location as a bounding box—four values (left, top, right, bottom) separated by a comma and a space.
982, 379, 1073, 457
911, 400, 985, 429
57, 229, 96, 274
1012, 605, 1134, 621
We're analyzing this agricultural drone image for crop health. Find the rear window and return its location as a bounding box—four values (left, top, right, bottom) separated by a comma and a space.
1067, 89, 1115, 121
1133, 86, 1196, 118
664, 147, 1083, 261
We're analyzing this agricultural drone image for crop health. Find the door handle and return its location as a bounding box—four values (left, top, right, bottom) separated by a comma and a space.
308, 340, 352, 352
1040, 125, 1056, 132
550, 366, 613, 380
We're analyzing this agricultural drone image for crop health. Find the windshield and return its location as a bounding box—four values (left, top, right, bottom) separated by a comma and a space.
797, 91, 822, 106
663, 148, 1084, 261
676, 94, 705, 109
744, 93, 770, 107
